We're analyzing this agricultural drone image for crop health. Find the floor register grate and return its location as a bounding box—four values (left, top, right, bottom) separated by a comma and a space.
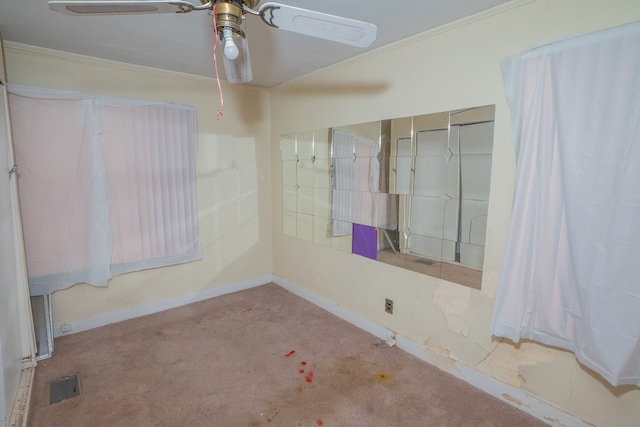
49, 373, 81, 404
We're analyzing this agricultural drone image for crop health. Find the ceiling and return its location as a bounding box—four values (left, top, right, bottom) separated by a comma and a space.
0, 0, 512, 88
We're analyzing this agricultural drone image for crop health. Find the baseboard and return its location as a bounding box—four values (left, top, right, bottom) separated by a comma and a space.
8, 364, 34, 427
53, 275, 272, 338
272, 275, 588, 427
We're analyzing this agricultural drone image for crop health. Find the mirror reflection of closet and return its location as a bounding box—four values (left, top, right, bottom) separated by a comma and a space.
281, 105, 495, 290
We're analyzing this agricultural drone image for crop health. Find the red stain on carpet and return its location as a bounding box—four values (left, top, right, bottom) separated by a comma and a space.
304, 363, 317, 383
285, 355, 316, 390
316, 419, 323, 426
305, 372, 314, 383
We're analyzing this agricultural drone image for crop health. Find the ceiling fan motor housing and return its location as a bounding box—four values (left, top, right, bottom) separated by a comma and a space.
213, 0, 258, 38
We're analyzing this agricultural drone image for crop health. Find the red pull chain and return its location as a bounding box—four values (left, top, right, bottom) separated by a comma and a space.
212, 7, 224, 120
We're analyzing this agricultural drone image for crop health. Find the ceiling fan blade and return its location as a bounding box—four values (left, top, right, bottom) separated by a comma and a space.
258, 2, 376, 48
48, 0, 202, 16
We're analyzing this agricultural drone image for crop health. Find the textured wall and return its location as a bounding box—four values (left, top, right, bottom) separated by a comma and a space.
270, 1, 640, 425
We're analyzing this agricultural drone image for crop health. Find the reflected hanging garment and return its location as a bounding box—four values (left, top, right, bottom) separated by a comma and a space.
331, 129, 397, 235
490, 21, 640, 386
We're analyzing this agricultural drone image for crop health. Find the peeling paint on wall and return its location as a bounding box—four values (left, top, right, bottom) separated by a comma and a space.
517, 353, 576, 403
422, 337, 459, 372
423, 336, 452, 358
502, 393, 532, 408
432, 283, 471, 336
476, 341, 558, 387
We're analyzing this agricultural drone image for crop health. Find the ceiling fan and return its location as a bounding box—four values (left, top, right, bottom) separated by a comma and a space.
47, 0, 378, 84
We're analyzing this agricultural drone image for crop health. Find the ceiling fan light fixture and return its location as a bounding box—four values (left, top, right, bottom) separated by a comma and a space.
222, 28, 240, 60
221, 35, 253, 83
214, 2, 246, 61
213, 1, 253, 81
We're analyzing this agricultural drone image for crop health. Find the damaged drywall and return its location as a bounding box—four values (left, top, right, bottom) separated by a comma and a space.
476, 341, 559, 388
432, 283, 471, 336
428, 283, 500, 367
520, 354, 640, 427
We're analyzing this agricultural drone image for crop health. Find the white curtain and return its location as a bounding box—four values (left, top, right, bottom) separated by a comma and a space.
491, 21, 640, 386
9, 86, 201, 295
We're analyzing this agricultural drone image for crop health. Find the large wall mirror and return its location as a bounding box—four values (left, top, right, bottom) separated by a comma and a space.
281, 105, 495, 289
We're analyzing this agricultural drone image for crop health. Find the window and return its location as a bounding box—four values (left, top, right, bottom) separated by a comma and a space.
9, 86, 201, 295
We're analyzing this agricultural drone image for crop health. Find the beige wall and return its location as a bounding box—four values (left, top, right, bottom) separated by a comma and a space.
270, 1, 640, 426
4, 42, 273, 325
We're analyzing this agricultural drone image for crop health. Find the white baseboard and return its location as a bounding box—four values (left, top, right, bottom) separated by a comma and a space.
272, 275, 588, 427
8, 364, 34, 427
53, 275, 272, 338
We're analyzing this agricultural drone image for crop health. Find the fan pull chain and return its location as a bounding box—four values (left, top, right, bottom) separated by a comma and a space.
212, 9, 224, 120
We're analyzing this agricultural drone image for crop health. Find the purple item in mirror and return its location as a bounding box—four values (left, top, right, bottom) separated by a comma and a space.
352, 223, 377, 260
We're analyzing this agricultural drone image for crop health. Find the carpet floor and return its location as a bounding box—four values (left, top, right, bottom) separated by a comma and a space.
27, 283, 547, 426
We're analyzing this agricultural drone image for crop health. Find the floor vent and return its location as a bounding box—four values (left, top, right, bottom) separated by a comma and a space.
49, 373, 80, 404
414, 258, 433, 266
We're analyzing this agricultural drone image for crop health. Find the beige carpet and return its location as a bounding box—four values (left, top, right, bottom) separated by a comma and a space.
28, 283, 547, 426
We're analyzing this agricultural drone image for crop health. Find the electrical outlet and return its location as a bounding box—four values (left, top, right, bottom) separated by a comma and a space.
60, 323, 72, 335
385, 298, 393, 314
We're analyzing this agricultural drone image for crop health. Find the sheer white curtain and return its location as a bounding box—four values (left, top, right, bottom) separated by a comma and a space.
9, 86, 201, 295
491, 21, 640, 386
